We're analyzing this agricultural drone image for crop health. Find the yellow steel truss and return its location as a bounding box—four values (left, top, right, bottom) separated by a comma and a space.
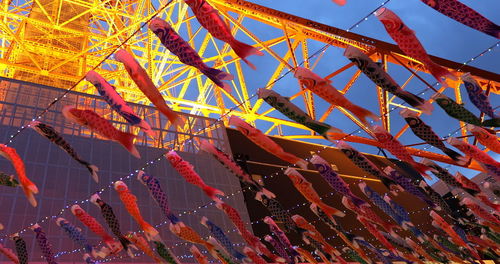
0, 0, 498, 170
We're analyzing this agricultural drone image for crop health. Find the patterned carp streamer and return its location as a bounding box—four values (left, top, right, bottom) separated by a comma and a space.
31, 224, 57, 264
85, 70, 153, 137
149, 17, 233, 92
211, 238, 240, 264
30, 121, 99, 182
55, 218, 99, 258
481, 163, 500, 181
0, 144, 38, 207
429, 210, 476, 256
462, 198, 500, 225
264, 235, 292, 263
375, 8, 456, 85
421, 158, 473, 192
310, 154, 368, 207
243, 247, 268, 264
71, 205, 122, 255
437, 234, 467, 255
294, 246, 318, 264
432, 94, 500, 127
453, 175, 481, 200
153, 241, 181, 264
115, 49, 183, 128
83, 254, 99, 264
372, 125, 432, 179
381, 231, 413, 253
200, 217, 246, 261
462, 73, 498, 119
292, 214, 343, 261
356, 216, 397, 255
342, 247, 368, 264
169, 221, 216, 257
336, 140, 401, 194
405, 238, 435, 262
189, 245, 209, 264
285, 168, 345, 217
420, 0, 500, 38
0, 172, 18, 187
198, 139, 275, 198
255, 192, 302, 233
10, 234, 27, 264
344, 46, 432, 114
137, 171, 180, 223
258, 88, 342, 139
393, 213, 425, 243
447, 137, 500, 169
294, 67, 379, 125
184, 0, 263, 69
342, 196, 399, 236
455, 172, 500, 211
357, 239, 393, 264
400, 109, 466, 164
419, 181, 453, 216
165, 150, 224, 201
228, 115, 308, 169
90, 194, 135, 257
358, 182, 409, 229
0, 243, 19, 264
215, 201, 284, 262
378, 248, 413, 264
263, 216, 301, 262
383, 167, 436, 208
310, 204, 372, 263
62, 106, 141, 158
114, 181, 160, 241
467, 125, 500, 154
126, 233, 163, 264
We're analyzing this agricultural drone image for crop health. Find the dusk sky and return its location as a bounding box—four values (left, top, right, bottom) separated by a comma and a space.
228, 0, 499, 182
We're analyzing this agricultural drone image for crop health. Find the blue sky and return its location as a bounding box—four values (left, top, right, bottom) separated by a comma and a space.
150, 0, 498, 183
252, 0, 499, 73
234, 0, 499, 182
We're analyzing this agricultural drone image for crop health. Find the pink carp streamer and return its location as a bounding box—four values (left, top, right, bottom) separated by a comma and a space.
0, 145, 38, 207
375, 7, 456, 85
229, 115, 308, 169
165, 150, 224, 201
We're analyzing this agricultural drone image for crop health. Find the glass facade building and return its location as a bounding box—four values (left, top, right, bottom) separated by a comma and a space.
0, 77, 250, 263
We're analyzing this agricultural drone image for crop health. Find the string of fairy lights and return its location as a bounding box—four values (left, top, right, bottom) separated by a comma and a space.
11, 19, 500, 264
90, 83, 498, 262
53, 93, 496, 262
2, 1, 403, 261
50, 118, 495, 262
3, 0, 177, 146
1, 0, 396, 238
0, 0, 498, 262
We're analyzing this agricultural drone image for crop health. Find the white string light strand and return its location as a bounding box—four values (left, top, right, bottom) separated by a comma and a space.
3, 0, 178, 145
2, 1, 497, 261
1, 0, 397, 240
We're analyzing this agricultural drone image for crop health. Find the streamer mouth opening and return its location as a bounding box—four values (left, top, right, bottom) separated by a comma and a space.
343, 45, 361, 57
114, 49, 129, 63
62, 105, 80, 124
114, 181, 127, 191
374, 7, 387, 17
70, 205, 83, 216
148, 17, 170, 31
399, 108, 418, 118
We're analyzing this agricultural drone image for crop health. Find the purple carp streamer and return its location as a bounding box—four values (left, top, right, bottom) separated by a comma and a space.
420, 0, 499, 38
31, 224, 57, 264
149, 17, 233, 92
10, 234, 27, 264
